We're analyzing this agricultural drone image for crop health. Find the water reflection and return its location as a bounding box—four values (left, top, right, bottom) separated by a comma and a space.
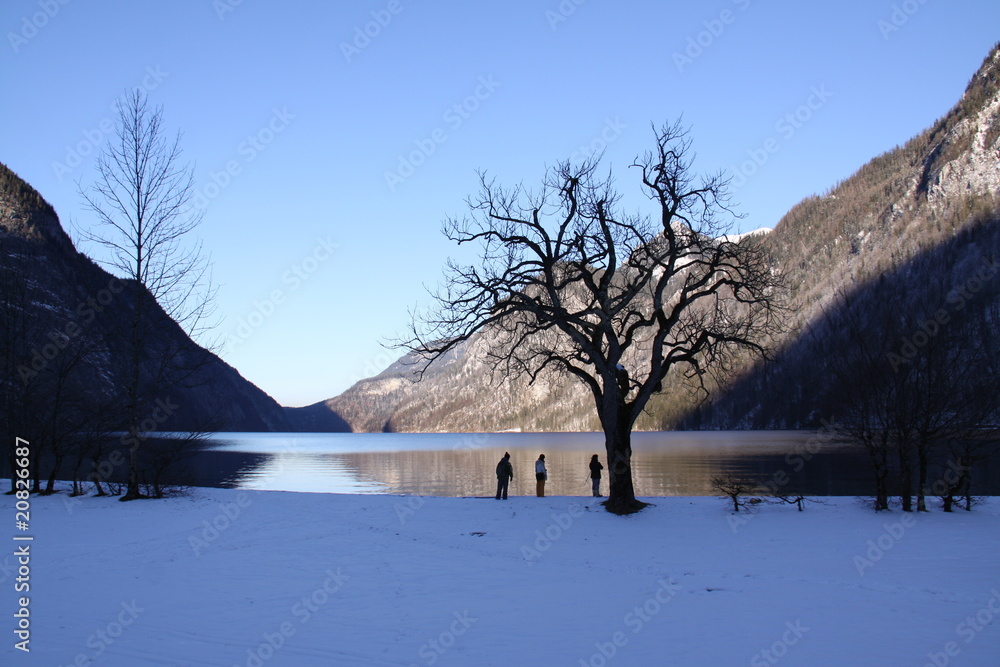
224, 451, 390, 494
200, 431, 879, 497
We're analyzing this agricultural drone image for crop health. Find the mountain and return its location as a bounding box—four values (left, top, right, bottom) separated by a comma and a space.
290, 338, 598, 434
689, 43, 1000, 429
0, 161, 291, 433
292, 43, 1000, 434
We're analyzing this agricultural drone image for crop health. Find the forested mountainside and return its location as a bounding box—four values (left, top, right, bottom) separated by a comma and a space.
292, 44, 1000, 434
695, 43, 1000, 428
0, 162, 291, 435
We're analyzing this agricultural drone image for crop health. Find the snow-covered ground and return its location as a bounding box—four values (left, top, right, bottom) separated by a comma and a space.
2, 486, 998, 666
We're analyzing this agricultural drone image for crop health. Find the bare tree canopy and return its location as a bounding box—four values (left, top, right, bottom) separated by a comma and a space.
406, 121, 785, 513
79, 89, 213, 501
80, 89, 212, 334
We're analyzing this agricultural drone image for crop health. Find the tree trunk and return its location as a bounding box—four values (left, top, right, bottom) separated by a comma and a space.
31, 454, 42, 494
961, 461, 973, 511
875, 472, 889, 511
44, 453, 63, 494
123, 424, 142, 500
122, 283, 144, 501
70, 453, 86, 496
867, 434, 890, 511
916, 440, 929, 512
897, 437, 913, 512
602, 411, 646, 514
90, 454, 106, 496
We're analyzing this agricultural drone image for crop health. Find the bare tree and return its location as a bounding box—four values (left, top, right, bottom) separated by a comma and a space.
35, 329, 114, 495
818, 258, 998, 513
711, 471, 761, 512
140, 431, 206, 498
769, 493, 810, 511
405, 122, 784, 513
932, 297, 1000, 511
79, 89, 214, 501
901, 306, 994, 512
937, 439, 975, 512
814, 283, 899, 511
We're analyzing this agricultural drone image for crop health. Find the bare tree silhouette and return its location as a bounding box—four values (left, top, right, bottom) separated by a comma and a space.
405, 121, 784, 513
80, 89, 214, 501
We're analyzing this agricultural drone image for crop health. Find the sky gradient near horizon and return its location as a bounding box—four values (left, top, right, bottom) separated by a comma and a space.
2, 0, 998, 407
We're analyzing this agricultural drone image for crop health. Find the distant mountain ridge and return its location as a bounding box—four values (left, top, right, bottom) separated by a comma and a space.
290, 43, 1000, 434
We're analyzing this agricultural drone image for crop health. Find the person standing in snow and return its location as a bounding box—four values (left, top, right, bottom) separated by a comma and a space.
495, 452, 513, 499
535, 454, 547, 497
589, 454, 604, 497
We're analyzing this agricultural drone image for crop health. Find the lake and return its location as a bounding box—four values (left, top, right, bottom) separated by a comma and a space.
184, 430, 892, 497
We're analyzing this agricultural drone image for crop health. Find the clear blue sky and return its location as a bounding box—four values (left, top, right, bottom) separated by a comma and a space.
2, 0, 998, 406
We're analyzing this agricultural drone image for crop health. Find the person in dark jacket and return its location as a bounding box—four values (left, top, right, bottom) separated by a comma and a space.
495, 452, 513, 499
589, 454, 604, 497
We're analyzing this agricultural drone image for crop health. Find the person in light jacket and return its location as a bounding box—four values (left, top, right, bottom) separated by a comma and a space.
535, 454, 547, 497
589, 454, 604, 497
495, 452, 513, 500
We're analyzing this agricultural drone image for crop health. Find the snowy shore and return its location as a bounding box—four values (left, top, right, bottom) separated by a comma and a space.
1, 486, 998, 666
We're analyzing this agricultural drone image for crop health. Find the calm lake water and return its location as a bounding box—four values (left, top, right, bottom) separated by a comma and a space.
182, 430, 894, 497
